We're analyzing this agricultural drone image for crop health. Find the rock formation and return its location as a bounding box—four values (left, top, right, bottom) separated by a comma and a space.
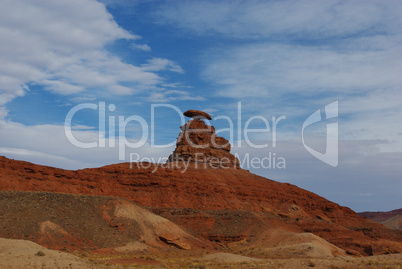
183, 109, 212, 120
168, 110, 240, 168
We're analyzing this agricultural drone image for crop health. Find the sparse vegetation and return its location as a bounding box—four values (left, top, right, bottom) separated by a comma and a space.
307, 260, 315, 267
35, 250, 45, 256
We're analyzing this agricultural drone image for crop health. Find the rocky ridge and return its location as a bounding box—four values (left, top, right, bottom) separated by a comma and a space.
359, 209, 402, 231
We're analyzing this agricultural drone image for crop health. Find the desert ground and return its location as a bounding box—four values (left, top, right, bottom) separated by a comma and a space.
1, 237, 402, 268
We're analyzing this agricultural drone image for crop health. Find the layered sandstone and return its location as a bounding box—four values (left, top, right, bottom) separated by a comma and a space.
168, 111, 239, 168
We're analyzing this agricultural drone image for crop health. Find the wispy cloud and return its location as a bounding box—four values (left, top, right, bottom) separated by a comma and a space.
202, 43, 402, 98
359, 193, 373, 197
156, 0, 402, 40
146, 89, 205, 102
141, 58, 184, 73
130, 43, 152, 52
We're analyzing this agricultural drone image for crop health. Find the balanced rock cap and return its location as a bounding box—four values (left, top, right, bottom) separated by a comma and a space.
183, 110, 212, 120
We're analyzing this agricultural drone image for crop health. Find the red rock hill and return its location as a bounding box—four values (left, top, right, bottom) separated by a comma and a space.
0, 156, 401, 256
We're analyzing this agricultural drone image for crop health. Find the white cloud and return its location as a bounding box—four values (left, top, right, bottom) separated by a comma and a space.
0, 0, 183, 106
0, 107, 8, 119
70, 96, 97, 103
141, 58, 184, 73
39, 80, 85, 95
130, 43, 152, 52
146, 90, 205, 102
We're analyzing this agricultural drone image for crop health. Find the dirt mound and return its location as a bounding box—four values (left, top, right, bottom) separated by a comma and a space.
0, 156, 401, 256
0, 238, 99, 269
245, 228, 346, 258
0, 190, 203, 252
103, 198, 198, 248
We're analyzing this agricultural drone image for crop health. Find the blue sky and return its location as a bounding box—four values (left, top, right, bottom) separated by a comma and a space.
0, 0, 401, 212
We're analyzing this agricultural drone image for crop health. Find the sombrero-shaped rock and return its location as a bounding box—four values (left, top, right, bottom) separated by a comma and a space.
183, 110, 212, 120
